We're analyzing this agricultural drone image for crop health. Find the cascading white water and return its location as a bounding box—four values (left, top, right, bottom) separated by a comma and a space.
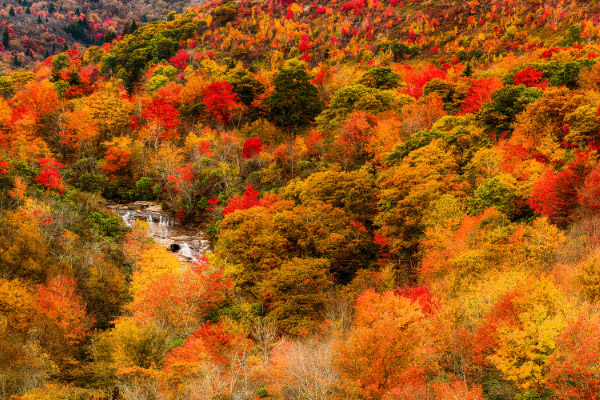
156, 214, 167, 238
121, 211, 131, 227
146, 213, 154, 235
179, 242, 193, 259
112, 204, 209, 262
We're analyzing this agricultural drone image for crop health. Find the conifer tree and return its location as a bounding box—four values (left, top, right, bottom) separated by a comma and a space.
267, 59, 323, 135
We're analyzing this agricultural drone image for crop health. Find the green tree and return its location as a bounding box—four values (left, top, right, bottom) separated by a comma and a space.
477, 84, 542, 136
0, 76, 15, 97
267, 59, 323, 135
216, 200, 375, 291
467, 175, 518, 217
423, 78, 469, 114
283, 168, 378, 224
315, 84, 399, 132
52, 53, 70, 74
225, 66, 264, 107
563, 23, 583, 46
2, 30, 9, 48
564, 104, 600, 145
359, 67, 401, 89
376, 139, 463, 260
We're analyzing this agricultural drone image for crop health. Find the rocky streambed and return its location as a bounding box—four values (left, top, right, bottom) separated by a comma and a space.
108, 201, 210, 262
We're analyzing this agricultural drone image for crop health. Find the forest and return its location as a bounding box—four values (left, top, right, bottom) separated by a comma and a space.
0, 0, 193, 70
3, 0, 600, 399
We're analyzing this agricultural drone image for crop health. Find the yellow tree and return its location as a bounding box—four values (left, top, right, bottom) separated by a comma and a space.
476, 278, 568, 394
376, 139, 465, 260
73, 83, 133, 140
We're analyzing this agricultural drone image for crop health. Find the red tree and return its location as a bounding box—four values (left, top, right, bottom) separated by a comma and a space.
242, 137, 262, 159
170, 49, 190, 70
0, 158, 10, 174
140, 98, 181, 147
165, 322, 244, 367
402, 64, 447, 98
397, 284, 439, 314
513, 66, 548, 89
547, 314, 600, 400
35, 276, 94, 344
529, 151, 593, 227
461, 77, 503, 114
197, 140, 213, 157
203, 81, 240, 124
299, 34, 311, 52
100, 146, 132, 178
222, 184, 276, 216
578, 164, 600, 215
166, 164, 195, 192
35, 158, 65, 194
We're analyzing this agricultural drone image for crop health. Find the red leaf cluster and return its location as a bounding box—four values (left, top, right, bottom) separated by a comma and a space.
35, 157, 65, 194
203, 81, 240, 124
169, 49, 189, 70
0, 158, 10, 174
100, 146, 132, 178
513, 66, 548, 89
242, 137, 262, 159
222, 184, 276, 216
402, 64, 447, 98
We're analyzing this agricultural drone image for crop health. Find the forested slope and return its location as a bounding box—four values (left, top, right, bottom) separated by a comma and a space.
3, 0, 600, 399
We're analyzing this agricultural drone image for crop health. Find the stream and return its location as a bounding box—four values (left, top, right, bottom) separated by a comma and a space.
108, 201, 210, 262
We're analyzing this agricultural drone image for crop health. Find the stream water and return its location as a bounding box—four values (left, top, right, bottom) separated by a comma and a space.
108, 201, 210, 262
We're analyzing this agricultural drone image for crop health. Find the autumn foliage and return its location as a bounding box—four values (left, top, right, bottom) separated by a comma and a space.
203, 81, 240, 124
222, 184, 275, 216
5, 0, 600, 399
35, 158, 65, 193
35, 276, 94, 344
530, 151, 592, 226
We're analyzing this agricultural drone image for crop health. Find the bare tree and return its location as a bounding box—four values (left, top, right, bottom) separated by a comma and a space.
267, 337, 340, 400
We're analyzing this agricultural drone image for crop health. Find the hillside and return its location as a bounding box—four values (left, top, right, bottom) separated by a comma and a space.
0, 0, 194, 71
3, 0, 600, 399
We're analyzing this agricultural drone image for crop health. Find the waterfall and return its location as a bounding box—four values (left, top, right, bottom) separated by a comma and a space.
180, 242, 193, 259
121, 211, 131, 227
146, 213, 154, 235
111, 202, 210, 262
157, 214, 168, 238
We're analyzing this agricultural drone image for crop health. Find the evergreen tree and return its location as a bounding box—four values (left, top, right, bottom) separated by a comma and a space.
2, 30, 9, 48
563, 23, 583, 46
267, 59, 323, 135
8, 6, 15, 17
463, 63, 473, 77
